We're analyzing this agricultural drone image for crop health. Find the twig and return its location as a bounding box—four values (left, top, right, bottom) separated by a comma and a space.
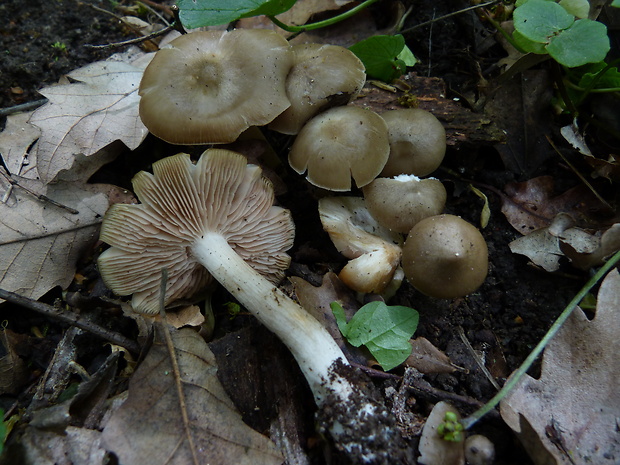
461, 249, 620, 429
0, 287, 140, 354
85, 25, 174, 50
399, 1, 501, 34
0, 99, 48, 117
0, 167, 79, 214
457, 326, 501, 391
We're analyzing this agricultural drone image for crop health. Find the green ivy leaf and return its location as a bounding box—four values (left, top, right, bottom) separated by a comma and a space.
349, 34, 414, 82
578, 63, 620, 89
330, 301, 419, 371
177, 0, 296, 29
558, 0, 589, 19
547, 19, 610, 67
512, 30, 548, 54
513, 0, 574, 43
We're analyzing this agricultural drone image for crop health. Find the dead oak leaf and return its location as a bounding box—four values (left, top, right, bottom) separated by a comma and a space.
102, 327, 283, 465
29, 57, 151, 183
500, 269, 620, 465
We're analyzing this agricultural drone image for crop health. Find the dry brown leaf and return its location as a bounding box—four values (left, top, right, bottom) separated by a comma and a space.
405, 337, 456, 375
19, 426, 107, 465
501, 176, 610, 235
418, 401, 465, 465
28, 55, 151, 183
0, 178, 118, 301
0, 328, 29, 395
101, 327, 283, 465
500, 269, 620, 465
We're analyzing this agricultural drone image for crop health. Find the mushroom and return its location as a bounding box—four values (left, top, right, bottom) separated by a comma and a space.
464, 435, 495, 465
380, 109, 447, 177
288, 106, 390, 191
269, 43, 366, 135
362, 175, 447, 234
139, 29, 293, 144
98, 149, 406, 460
401, 214, 488, 299
318, 196, 403, 293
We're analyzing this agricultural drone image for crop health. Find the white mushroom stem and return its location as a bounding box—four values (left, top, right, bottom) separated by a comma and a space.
192, 231, 352, 404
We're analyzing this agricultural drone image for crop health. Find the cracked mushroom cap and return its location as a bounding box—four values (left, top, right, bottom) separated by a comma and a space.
139, 29, 293, 144
98, 149, 295, 314
269, 43, 366, 135
289, 106, 390, 191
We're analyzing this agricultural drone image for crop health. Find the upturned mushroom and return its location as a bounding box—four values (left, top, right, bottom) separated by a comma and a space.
362, 175, 447, 234
269, 43, 366, 135
401, 214, 488, 299
139, 29, 293, 144
98, 149, 406, 461
380, 109, 447, 177
288, 105, 390, 191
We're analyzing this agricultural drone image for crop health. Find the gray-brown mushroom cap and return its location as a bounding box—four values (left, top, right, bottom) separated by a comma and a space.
98, 149, 295, 314
362, 175, 447, 233
380, 109, 446, 177
139, 29, 293, 145
269, 43, 366, 135
402, 214, 488, 299
289, 106, 390, 191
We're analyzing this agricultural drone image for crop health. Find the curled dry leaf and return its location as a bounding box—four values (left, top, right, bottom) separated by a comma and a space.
28, 53, 151, 183
0, 177, 122, 301
500, 269, 620, 465
405, 337, 457, 375
102, 327, 282, 465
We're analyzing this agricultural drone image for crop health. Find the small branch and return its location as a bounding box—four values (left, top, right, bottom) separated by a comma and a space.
0, 168, 79, 214
0, 98, 48, 117
399, 1, 501, 34
457, 326, 501, 391
0, 287, 140, 354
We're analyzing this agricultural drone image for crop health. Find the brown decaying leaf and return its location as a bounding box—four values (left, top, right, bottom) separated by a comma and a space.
102, 327, 282, 465
0, 178, 119, 302
19, 426, 107, 465
418, 401, 465, 465
501, 176, 613, 235
0, 111, 40, 179
500, 269, 620, 465
405, 337, 456, 375
28, 55, 151, 183
0, 328, 29, 395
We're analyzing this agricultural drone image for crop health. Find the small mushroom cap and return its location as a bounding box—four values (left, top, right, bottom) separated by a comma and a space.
464, 435, 495, 465
380, 109, 446, 177
139, 29, 293, 144
269, 43, 366, 135
402, 214, 488, 299
289, 106, 390, 191
362, 175, 447, 233
98, 149, 295, 314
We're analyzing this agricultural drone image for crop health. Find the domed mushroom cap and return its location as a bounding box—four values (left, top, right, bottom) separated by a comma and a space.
402, 214, 488, 299
98, 149, 295, 314
380, 109, 446, 177
269, 43, 366, 135
289, 106, 390, 191
362, 175, 447, 233
139, 29, 293, 145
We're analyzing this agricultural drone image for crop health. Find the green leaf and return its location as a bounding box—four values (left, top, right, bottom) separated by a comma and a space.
512, 30, 548, 54
349, 34, 410, 82
177, 0, 295, 29
547, 19, 610, 67
578, 63, 620, 89
397, 45, 417, 67
612, 0, 620, 7
331, 301, 419, 371
558, 0, 590, 19
513, 0, 574, 43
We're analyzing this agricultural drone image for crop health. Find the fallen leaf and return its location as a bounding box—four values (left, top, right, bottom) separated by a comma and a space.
405, 337, 457, 375
102, 327, 282, 465
0, 328, 29, 395
500, 269, 620, 465
28, 54, 151, 183
501, 176, 612, 234
19, 426, 106, 465
0, 111, 40, 179
0, 178, 118, 301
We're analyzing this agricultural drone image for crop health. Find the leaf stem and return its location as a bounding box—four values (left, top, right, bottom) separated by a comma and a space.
268, 0, 380, 32
461, 249, 620, 429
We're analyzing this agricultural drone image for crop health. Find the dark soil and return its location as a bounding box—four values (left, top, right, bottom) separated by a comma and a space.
1, 1, 617, 464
